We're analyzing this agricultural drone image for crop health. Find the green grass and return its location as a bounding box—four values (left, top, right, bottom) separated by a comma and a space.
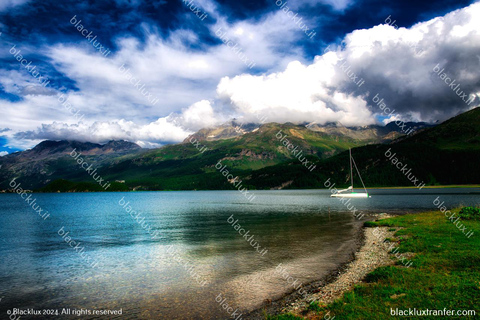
306, 301, 324, 312
458, 207, 480, 221
270, 208, 480, 319
266, 314, 305, 320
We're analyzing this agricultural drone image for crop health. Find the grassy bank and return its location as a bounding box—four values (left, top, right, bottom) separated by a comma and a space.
366, 184, 480, 189
268, 208, 480, 320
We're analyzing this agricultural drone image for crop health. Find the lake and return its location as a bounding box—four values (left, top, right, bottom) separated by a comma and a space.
0, 188, 479, 319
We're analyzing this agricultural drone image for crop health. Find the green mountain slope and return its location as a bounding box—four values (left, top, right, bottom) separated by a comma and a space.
0, 140, 146, 190
2, 109, 476, 192
407, 107, 480, 150
0, 122, 365, 191
246, 108, 480, 189
90, 123, 363, 190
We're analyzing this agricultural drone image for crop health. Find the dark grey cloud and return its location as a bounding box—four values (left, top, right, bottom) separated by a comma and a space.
216, 3, 480, 125
334, 6, 480, 122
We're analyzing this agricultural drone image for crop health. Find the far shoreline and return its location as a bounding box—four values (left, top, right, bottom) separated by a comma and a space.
1, 184, 479, 194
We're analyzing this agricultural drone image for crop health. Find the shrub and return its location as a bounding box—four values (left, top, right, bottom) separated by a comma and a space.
458, 206, 480, 220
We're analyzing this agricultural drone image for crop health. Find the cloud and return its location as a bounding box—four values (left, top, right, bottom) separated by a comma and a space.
13, 118, 190, 146
21, 85, 57, 96
0, 151, 8, 156
177, 100, 224, 130
2, 1, 480, 150
0, 1, 309, 148
216, 60, 374, 126
335, 3, 480, 122
216, 2, 480, 125
9, 100, 223, 148
36, 11, 303, 122
287, 0, 354, 11
0, 0, 31, 12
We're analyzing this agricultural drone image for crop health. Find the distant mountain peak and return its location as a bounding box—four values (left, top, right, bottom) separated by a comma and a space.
101, 140, 142, 152
29, 140, 141, 154
184, 120, 261, 142
183, 119, 436, 144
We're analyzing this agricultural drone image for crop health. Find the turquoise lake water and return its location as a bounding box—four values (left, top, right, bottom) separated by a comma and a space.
0, 188, 479, 319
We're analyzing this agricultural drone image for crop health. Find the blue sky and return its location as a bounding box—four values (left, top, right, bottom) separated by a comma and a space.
0, 0, 479, 152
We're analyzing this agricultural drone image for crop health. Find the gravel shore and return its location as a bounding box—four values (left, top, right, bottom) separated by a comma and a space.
247, 214, 404, 319
287, 225, 398, 315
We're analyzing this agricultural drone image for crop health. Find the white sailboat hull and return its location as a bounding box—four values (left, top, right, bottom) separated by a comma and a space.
331, 193, 369, 198
329, 149, 371, 198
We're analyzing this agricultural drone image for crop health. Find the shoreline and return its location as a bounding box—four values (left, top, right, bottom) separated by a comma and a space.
245, 216, 368, 319
365, 184, 480, 189
247, 214, 399, 319
1, 184, 479, 194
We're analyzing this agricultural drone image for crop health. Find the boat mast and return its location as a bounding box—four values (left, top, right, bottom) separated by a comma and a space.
351, 154, 368, 194
349, 148, 353, 192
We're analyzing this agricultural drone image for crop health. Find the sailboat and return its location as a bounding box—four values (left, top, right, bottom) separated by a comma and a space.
331, 148, 370, 198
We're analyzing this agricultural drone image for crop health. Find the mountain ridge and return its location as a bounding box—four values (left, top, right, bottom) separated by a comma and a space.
1, 110, 476, 192
247, 108, 480, 190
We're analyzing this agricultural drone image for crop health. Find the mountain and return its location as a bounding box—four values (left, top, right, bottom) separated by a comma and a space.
406, 109, 480, 150
80, 122, 364, 191
184, 120, 261, 142
90, 120, 433, 190
8, 140, 141, 161
187, 120, 433, 143
246, 108, 480, 189
0, 140, 144, 190
0, 115, 457, 192
305, 121, 433, 144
